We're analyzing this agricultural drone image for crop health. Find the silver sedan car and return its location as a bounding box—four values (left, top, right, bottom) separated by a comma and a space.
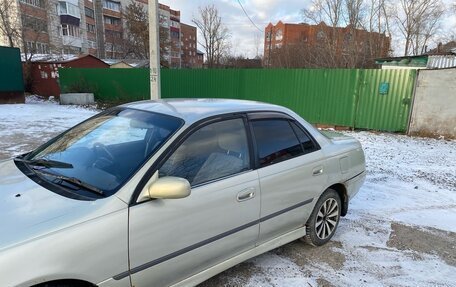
0, 99, 365, 287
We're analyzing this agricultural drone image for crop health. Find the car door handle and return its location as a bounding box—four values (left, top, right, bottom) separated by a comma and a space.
312, 167, 324, 176
237, 188, 256, 202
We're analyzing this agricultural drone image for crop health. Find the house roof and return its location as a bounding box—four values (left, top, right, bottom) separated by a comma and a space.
375, 54, 456, 69
426, 41, 456, 55
427, 55, 456, 69
22, 54, 105, 64
375, 55, 428, 67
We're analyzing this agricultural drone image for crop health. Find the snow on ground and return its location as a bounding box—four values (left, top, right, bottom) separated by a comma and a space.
0, 96, 96, 160
1, 99, 455, 286
202, 134, 456, 286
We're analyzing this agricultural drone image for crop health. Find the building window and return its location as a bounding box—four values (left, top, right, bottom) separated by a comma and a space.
344, 33, 352, 46
88, 40, 97, 49
59, 1, 80, 18
21, 15, 48, 32
103, 0, 120, 12
275, 29, 283, 41
85, 7, 95, 18
62, 24, 80, 37
105, 29, 122, 39
20, 0, 44, 8
317, 30, 326, 41
171, 30, 179, 39
159, 14, 169, 27
104, 15, 121, 25
26, 41, 49, 54
170, 20, 179, 28
86, 23, 95, 33
105, 43, 122, 52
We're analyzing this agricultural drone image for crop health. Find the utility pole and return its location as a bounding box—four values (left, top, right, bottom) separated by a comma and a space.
268, 26, 272, 67
149, 0, 161, 100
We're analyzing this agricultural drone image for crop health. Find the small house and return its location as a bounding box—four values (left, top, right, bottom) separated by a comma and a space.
26, 54, 109, 97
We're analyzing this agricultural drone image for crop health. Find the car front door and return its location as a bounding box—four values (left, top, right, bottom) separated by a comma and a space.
248, 113, 327, 244
127, 117, 260, 287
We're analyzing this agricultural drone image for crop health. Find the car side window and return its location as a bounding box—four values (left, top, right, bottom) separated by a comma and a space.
251, 119, 303, 167
290, 121, 319, 153
159, 118, 250, 186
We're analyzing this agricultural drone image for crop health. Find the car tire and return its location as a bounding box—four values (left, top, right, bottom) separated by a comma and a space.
303, 189, 341, 246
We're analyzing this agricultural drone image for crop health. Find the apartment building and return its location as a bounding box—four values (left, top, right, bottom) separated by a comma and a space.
0, 0, 56, 54
121, 1, 199, 68
158, 3, 180, 68
0, 0, 88, 55
264, 21, 390, 67
79, 0, 123, 59
1, 0, 199, 64
180, 23, 197, 68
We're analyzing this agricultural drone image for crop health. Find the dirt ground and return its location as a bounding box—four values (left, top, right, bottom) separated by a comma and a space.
199, 224, 456, 287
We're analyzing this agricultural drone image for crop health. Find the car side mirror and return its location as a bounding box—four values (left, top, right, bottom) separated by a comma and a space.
148, 177, 191, 199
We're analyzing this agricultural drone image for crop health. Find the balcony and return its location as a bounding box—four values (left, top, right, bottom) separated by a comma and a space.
62, 35, 82, 48
59, 1, 80, 18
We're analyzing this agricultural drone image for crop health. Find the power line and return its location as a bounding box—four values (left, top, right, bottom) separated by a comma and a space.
237, 0, 263, 33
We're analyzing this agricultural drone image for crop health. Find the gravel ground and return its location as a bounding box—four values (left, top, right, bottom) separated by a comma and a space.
1, 98, 455, 286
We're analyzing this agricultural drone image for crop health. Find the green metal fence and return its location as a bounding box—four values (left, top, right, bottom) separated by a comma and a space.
59, 68, 149, 102
59, 68, 416, 132
0, 46, 24, 92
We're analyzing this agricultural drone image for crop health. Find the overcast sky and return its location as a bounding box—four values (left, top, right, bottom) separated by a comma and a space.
161, 0, 456, 58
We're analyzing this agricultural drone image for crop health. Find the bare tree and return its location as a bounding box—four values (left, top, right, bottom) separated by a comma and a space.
192, 5, 230, 68
296, 0, 390, 68
123, 1, 148, 59
392, 0, 445, 55
345, 0, 364, 27
303, 0, 344, 27
123, 0, 171, 64
0, 0, 20, 47
253, 31, 261, 58
19, 1, 56, 91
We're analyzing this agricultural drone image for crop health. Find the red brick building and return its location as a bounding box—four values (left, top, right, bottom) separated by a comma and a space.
102, 1, 124, 59
18, 0, 51, 54
264, 21, 390, 67
180, 23, 198, 68
84, 0, 98, 56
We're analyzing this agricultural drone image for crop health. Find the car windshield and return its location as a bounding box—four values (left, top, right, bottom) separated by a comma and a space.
23, 108, 183, 198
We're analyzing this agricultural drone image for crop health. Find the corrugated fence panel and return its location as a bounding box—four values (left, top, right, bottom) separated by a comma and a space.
59, 68, 415, 132
60, 68, 150, 102
0, 46, 24, 92
317, 69, 359, 127
355, 69, 416, 131
161, 69, 241, 99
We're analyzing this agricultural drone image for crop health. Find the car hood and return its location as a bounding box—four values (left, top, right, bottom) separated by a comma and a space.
0, 159, 127, 251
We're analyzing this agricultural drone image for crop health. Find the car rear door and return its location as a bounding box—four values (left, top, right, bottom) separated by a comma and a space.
248, 113, 327, 244
126, 116, 261, 287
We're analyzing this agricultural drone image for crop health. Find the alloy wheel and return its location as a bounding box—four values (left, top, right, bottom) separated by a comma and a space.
315, 198, 339, 240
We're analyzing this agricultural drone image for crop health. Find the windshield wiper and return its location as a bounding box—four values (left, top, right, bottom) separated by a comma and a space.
33, 169, 104, 196
15, 158, 73, 169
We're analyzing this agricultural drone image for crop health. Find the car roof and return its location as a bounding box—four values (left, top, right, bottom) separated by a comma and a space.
122, 99, 290, 124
